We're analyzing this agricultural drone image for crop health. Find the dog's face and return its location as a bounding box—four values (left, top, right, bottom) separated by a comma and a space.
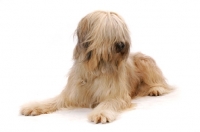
73, 11, 131, 72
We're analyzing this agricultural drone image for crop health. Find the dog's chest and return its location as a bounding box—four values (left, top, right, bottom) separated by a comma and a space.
75, 75, 113, 105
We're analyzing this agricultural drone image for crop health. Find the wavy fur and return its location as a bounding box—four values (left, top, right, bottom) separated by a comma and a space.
20, 10, 172, 124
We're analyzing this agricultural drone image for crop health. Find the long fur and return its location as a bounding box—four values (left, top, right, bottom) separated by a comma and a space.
20, 10, 172, 123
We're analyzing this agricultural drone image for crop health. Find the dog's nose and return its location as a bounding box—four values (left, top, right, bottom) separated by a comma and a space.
116, 42, 125, 53
118, 42, 125, 49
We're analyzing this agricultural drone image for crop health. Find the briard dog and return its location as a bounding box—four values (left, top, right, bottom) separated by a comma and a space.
20, 10, 172, 123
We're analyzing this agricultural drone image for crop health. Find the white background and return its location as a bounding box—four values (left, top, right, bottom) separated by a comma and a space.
0, 0, 200, 132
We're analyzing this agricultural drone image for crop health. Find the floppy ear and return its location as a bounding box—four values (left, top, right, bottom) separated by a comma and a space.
73, 42, 92, 61
77, 18, 90, 45
73, 18, 90, 60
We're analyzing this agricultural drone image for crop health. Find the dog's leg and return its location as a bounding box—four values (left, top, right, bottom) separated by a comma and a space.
88, 98, 132, 124
20, 92, 66, 116
133, 52, 172, 96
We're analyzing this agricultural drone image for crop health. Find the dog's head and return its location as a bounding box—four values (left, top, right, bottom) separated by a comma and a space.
73, 11, 131, 72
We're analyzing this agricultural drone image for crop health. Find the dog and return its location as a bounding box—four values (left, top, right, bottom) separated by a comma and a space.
20, 10, 172, 123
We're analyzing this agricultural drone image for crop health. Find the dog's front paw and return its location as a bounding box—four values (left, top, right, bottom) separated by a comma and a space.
148, 86, 170, 96
20, 102, 49, 116
88, 110, 118, 124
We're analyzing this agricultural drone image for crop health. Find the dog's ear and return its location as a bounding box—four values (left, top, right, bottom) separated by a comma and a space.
73, 18, 91, 60
77, 18, 90, 45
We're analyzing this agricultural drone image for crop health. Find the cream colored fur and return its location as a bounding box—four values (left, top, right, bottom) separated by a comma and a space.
20, 10, 172, 124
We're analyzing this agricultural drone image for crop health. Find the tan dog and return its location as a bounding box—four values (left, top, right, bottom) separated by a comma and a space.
20, 10, 172, 123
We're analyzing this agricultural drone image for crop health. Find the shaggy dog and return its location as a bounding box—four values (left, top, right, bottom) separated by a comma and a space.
20, 10, 172, 123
